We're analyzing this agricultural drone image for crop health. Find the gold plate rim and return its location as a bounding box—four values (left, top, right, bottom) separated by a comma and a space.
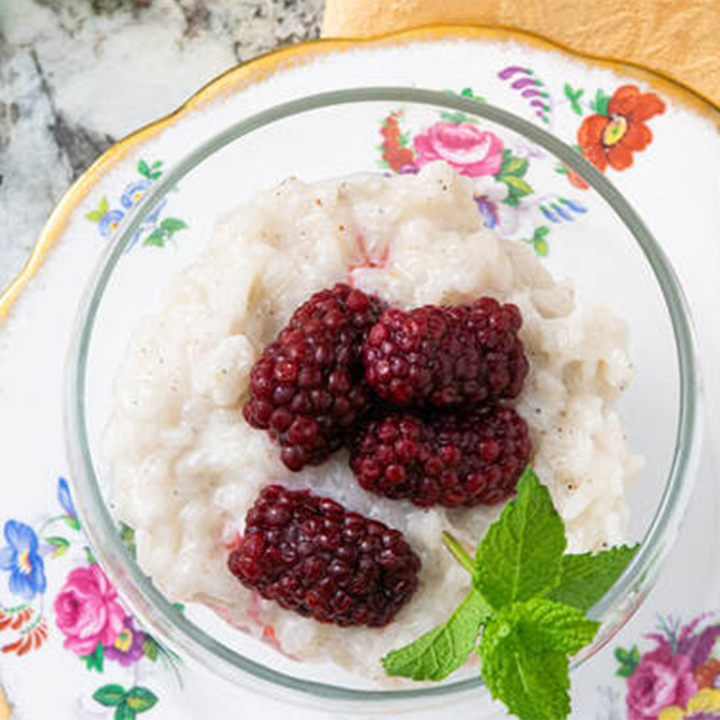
2, 21, 718, 320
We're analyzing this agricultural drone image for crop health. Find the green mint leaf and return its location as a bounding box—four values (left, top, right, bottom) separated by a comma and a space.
92, 685, 126, 707
474, 467, 566, 609
509, 598, 600, 655
547, 545, 639, 611
481, 624, 570, 720
382, 590, 491, 681
480, 600, 598, 720
125, 687, 158, 714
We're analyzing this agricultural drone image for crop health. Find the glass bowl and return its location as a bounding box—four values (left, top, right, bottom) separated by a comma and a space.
64, 87, 701, 712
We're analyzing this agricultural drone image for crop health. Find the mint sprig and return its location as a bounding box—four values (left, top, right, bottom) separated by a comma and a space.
382, 467, 639, 720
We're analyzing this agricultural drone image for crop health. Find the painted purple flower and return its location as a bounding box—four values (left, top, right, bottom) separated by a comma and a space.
475, 195, 500, 228
472, 176, 520, 235
104, 616, 146, 667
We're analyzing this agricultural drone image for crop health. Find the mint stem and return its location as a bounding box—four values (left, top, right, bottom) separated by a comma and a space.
443, 532, 475, 573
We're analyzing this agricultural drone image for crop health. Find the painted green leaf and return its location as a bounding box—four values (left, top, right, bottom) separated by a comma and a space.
62, 515, 81, 531
99, 197, 109, 214
151, 160, 163, 169
142, 636, 160, 662
614, 644, 641, 677
504, 157, 529, 177
143, 229, 166, 248
564, 83, 585, 115
92, 685, 126, 707
82, 643, 105, 672
534, 238, 549, 257
115, 704, 136, 720
160, 218, 187, 234
502, 176, 533, 196
125, 687, 159, 714
45, 536, 69, 558
85, 210, 105, 222
120, 521, 137, 558
555, 165, 569, 175
84, 546, 97, 565
439, 111, 474, 124
150, 171, 162, 180
535, 225, 550, 239
138, 159, 151, 177
589, 89, 611, 117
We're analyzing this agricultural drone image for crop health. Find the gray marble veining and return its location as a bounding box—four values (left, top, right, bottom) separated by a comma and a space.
0, 0, 323, 290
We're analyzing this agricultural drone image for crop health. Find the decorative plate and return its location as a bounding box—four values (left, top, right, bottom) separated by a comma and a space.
2, 25, 720, 720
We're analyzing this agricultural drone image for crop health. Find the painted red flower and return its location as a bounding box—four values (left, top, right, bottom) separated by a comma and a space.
578, 85, 665, 173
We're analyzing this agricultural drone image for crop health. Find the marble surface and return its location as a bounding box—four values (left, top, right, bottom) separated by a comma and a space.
0, 0, 323, 291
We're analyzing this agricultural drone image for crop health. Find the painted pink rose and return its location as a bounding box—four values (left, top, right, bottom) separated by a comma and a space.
54, 564, 125, 656
413, 122, 504, 177
627, 650, 698, 720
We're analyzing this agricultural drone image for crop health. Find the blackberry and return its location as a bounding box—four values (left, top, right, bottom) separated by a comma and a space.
243, 284, 387, 471
363, 298, 528, 408
350, 406, 531, 507
228, 485, 421, 627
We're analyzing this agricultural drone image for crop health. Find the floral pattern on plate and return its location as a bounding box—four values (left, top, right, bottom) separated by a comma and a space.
85, 158, 188, 251
599, 615, 720, 720
377, 79, 665, 256
0, 477, 180, 718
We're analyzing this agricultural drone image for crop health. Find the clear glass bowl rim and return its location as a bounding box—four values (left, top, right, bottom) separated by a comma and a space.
64, 86, 701, 707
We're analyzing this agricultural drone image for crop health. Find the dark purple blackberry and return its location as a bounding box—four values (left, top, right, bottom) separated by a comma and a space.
243, 284, 387, 471
362, 298, 529, 409
350, 405, 532, 507
228, 485, 421, 627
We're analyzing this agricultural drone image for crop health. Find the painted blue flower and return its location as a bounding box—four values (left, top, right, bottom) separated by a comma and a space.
0, 521, 47, 600
57, 477, 76, 519
121, 179, 152, 210
99, 210, 125, 238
